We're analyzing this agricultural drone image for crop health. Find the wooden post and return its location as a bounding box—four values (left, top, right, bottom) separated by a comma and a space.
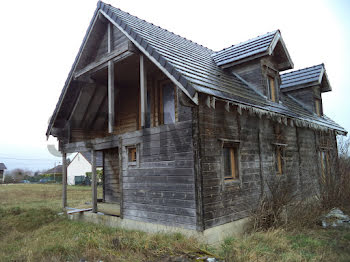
91, 150, 97, 213
62, 152, 67, 208
108, 23, 115, 133
140, 54, 147, 128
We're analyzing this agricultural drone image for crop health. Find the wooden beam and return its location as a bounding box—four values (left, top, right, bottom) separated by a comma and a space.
70, 83, 96, 128
67, 208, 93, 215
91, 150, 97, 213
74, 44, 134, 79
62, 152, 67, 208
108, 23, 115, 133
83, 84, 107, 129
140, 54, 147, 128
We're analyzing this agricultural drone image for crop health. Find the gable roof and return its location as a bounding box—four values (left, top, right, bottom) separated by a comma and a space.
46, 1, 346, 137
0, 163, 6, 170
211, 30, 293, 70
280, 64, 332, 92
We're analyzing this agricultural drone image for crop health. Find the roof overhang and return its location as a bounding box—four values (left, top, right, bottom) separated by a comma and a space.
281, 64, 332, 93
219, 30, 294, 71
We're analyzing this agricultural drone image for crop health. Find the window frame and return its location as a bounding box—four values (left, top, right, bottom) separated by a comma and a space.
220, 140, 241, 184
267, 75, 277, 102
125, 144, 140, 167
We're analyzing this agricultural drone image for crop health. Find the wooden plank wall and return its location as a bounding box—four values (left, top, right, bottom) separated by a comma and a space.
231, 60, 265, 95
115, 85, 139, 134
103, 148, 120, 203
196, 93, 336, 229
288, 88, 315, 113
119, 113, 197, 229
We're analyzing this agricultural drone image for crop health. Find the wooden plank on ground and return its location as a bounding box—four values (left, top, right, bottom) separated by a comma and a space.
67, 208, 93, 215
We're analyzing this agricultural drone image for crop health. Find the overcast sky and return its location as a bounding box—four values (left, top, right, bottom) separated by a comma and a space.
0, 0, 349, 171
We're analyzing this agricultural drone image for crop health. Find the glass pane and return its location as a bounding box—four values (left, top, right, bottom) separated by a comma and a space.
223, 147, 232, 179
162, 83, 175, 124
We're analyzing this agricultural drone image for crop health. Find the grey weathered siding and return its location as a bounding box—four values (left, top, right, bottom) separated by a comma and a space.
196, 93, 337, 229
288, 88, 315, 113
120, 120, 196, 229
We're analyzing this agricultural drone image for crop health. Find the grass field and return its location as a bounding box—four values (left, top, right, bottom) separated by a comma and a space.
0, 184, 349, 261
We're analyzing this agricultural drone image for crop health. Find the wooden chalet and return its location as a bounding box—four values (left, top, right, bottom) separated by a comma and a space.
46, 1, 347, 242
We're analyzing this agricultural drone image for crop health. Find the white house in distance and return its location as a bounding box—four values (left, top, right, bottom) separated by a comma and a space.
67, 152, 103, 185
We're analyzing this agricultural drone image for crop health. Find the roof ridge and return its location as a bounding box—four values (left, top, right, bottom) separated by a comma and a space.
281, 63, 324, 76
101, 1, 214, 52
213, 30, 279, 54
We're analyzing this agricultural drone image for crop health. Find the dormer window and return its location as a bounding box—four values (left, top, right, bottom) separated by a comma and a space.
268, 76, 277, 102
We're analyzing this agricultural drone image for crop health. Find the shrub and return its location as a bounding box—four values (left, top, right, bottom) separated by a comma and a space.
317, 136, 350, 210
249, 177, 295, 231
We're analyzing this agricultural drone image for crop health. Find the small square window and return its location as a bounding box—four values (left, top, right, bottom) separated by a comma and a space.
128, 147, 137, 163
223, 146, 239, 180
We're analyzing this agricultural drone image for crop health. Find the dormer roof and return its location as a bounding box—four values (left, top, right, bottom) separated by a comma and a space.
280, 64, 332, 92
212, 30, 294, 70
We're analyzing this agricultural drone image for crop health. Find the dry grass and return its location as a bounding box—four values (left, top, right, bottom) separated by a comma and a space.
0, 207, 203, 262
220, 228, 350, 262
1, 184, 350, 261
0, 184, 102, 211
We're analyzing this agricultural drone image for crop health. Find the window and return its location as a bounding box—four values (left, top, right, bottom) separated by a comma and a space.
128, 147, 137, 163
315, 98, 321, 116
275, 146, 284, 175
223, 145, 239, 180
268, 76, 277, 102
